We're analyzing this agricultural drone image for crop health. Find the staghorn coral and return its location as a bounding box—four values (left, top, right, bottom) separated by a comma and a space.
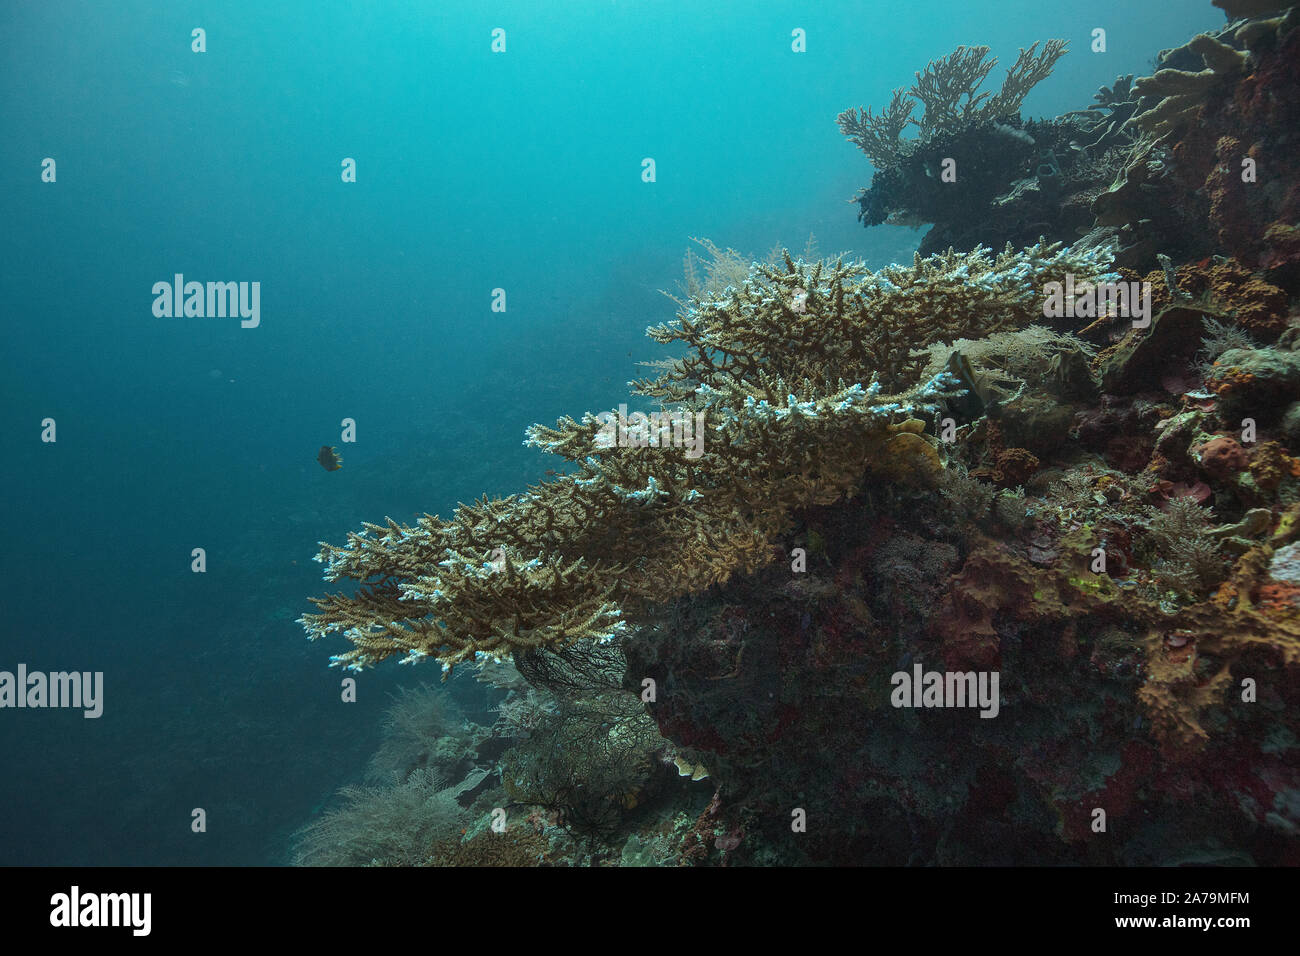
838, 40, 1124, 256
837, 41, 1067, 168
836, 88, 915, 171
301, 241, 1116, 673
281, 13, 1300, 869
635, 241, 1116, 399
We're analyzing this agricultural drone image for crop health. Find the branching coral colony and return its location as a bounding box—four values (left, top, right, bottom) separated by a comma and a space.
837, 40, 1068, 170
836, 41, 1076, 255
299, 240, 1116, 673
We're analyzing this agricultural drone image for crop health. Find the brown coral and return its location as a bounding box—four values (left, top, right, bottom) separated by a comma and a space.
1138, 259, 1285, 338
1195, 435, 1250, 479
1202, 262, 1287, 336
1205, 136, 1256, 254
429, 827, 554, 867
1207, 365, 1255, 398
1141, 545, 1300, 752
932, 529, 1132, 672
970, 419, 1041, 489
1249, 440, 1300, 491
1261, 221, 1300, 271
972, 447, 1039, 488
935, 530, 1298, 756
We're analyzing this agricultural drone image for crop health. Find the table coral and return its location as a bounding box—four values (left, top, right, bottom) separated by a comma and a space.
302, 242, 1114, 673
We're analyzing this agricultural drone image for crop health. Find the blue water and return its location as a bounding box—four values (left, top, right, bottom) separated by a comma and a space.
0, 0, 1216, 865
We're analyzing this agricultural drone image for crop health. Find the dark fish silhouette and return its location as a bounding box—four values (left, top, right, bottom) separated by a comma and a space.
944, 350, 986, 420
317, 445, 343, 471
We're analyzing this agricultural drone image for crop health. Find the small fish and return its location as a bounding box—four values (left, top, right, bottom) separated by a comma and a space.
317, 445, 343, 471
945, 350, 978, 395
944, 350, 986, 419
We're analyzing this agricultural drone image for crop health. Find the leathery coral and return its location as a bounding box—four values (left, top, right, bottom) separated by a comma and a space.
301, 241, 1116, 672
